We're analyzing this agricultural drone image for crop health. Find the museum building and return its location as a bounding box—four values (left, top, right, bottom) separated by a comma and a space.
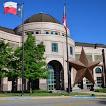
0, 13, 106, 91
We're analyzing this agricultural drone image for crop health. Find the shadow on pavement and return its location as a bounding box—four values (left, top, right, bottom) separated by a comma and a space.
97, 99, 106, 105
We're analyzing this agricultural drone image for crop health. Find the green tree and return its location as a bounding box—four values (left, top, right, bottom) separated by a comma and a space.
7, 48, 21, 92
0, 41, 12, 92
15, 33, 48, 92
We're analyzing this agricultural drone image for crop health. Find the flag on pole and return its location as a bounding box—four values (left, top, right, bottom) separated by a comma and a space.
17, 4, 23, 17
4, 1, 17, 15
4, 1, 22, 16
63, 4, 67, 27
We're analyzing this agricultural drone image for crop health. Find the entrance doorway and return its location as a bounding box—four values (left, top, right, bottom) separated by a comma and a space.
47, 60, 64, 91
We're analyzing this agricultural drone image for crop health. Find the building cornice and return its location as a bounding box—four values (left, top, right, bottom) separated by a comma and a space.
75, 42, 106, 48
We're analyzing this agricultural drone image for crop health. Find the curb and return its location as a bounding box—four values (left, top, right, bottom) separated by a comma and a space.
0, 96, 70, 100
0, 96, 106, 100
72, 96, 106, 99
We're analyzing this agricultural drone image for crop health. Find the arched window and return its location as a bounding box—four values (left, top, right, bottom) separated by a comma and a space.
95, 67, 102, 73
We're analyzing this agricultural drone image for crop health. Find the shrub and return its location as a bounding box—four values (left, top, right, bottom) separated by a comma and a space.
95, 88, 106, 93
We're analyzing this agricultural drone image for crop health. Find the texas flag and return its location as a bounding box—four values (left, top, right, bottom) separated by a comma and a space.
4, 1, 17, 15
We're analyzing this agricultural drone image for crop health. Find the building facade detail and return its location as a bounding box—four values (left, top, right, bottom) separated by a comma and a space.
0, 13, 106, 91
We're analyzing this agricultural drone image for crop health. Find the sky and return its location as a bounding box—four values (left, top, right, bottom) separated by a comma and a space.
0, 0, 106, 44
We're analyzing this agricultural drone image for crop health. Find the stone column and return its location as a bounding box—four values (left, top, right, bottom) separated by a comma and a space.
83, 78, 87, 89
39, 79, 47, 90
92, 53, 97, 89
17, 78, 22, 91
2, 77, 8, 91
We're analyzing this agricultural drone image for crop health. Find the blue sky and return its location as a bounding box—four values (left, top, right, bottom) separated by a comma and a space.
0, 0, 106, 44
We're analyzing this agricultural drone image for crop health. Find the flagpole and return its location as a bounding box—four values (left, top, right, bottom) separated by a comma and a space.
65, 26, 71, 93
21, 3, 24, 96
102, 49, 106, 87
64, 1, 72, 93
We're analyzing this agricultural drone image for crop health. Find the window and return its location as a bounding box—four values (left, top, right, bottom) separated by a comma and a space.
97, 77, 102, 84
70, 46, 73, 55
86, 79, 92, 84
62, 33, 65, 36
51, 31, 56, 35
36, 32, 39, 34
47, 65, 55, 91
51, 31, 59, 35
46, 31, 49, 34
55, 32, 58, 35
45, 30, 49, 34
25, 31, 34, 35
52, 43, 58, 52
35, 30, 41, 34
51, 31, 54, 34
95, 67, 102, 73
94, 55, 102, 62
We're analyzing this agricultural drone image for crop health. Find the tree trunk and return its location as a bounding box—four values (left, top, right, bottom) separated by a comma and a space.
0, 78, 1, 92
29, 79, 32, 93
12, 78, 17, 92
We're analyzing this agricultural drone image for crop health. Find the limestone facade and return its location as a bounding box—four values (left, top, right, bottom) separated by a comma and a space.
0, 13, 106, 91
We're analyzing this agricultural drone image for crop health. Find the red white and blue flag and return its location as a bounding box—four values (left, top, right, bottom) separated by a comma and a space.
63, 5, 67, 27
4, 1, 17, 15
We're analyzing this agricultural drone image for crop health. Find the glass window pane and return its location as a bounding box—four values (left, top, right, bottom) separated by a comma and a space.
52, 43, 58, 52
70, 46, 73, 55
95, 67, 102, 73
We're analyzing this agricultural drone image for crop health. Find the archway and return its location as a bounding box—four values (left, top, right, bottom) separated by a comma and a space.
48, 60, 64, 90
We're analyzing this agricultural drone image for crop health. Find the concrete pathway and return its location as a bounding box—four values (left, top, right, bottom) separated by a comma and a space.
0, 96, 106, 106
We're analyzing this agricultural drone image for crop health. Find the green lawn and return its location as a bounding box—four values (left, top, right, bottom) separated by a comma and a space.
0, 90, 106, 97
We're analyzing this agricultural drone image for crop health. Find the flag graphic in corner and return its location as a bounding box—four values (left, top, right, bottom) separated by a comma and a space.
4, 1, 17, 15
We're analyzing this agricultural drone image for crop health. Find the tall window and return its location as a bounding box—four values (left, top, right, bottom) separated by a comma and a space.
97, 77, 102, 84
47, 65, 55, 91
70, 46, 73, 55
52, 43, 58, 52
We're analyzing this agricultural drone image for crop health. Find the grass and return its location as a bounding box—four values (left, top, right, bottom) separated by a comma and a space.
95, 88, 106, 93
0, 90, 91, 97
0, 90, 106, 97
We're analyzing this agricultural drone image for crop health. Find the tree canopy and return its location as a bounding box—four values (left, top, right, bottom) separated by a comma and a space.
24, 34, 48, 80
12, 33, 48, 80
0, 41, 12, 78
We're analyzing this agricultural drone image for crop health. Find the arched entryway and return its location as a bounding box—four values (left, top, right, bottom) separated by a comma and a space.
47, 60, 64, 90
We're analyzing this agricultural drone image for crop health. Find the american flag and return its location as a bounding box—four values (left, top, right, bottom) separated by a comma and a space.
63, 5, 67, 27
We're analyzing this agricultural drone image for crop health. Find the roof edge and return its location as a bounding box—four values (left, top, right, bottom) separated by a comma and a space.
75, 42, 106, 48
0, 26, 15, 34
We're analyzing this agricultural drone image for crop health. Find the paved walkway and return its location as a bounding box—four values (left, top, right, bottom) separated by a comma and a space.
0, 96, 106, 106
0, 95, 105, 101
